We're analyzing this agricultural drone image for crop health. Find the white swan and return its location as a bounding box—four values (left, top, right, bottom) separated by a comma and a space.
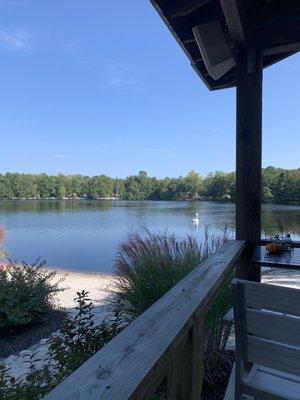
192, 212, 199, 223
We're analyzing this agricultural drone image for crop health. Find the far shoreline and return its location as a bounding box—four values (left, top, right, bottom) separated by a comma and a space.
0, 198, 299, 206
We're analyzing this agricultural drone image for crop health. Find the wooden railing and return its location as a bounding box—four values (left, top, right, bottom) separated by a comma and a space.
44, 240, 245, 400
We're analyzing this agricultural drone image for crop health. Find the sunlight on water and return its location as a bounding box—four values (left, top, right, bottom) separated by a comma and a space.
0, 200, 299, 272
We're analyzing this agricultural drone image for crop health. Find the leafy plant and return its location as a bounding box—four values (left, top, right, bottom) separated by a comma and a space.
0, 259, 62, 330
46, 290, 122, 382
0, 291, 123, 400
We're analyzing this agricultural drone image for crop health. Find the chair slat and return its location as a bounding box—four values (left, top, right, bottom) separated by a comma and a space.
243, 280, 300, 317
247, 335, 300, 377
247, 309, 300, 346
243, 382, 298, 400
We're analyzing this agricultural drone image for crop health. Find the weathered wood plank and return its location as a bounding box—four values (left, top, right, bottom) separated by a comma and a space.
248, 366, 300, 399
247, 335, 300, 377
44, 240, 245, 400
190, 317, 204, 400
167, 336, 190, 399
220, 0, 247, 48
243, 382, 298, 400
263, 42, 300, 56
169, 0, 210, 18
232, 279, 249, 399
243, 279, 300, 317
167, 317, 204, 399
256, 20, 300, 51
247, 309, 300, 346
233, 279, 300, 398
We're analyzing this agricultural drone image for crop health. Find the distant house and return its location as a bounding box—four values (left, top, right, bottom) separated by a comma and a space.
67, 193, 78, 199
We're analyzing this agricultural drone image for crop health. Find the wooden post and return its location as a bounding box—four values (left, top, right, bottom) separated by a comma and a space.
235, 50, 262, 282
167, 317, 204, 399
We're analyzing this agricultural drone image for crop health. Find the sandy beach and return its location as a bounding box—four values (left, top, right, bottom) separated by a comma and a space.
47, 267, 116, 309
50, 266, 300, 309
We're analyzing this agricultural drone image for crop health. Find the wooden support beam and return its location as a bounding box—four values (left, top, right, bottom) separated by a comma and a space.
169, 0, 210, 18
263, 42, 300, 56
183, 38, 196, 44
220, 0, 247, 48
251, 0, 300, 29
256, 21, 300, 51
235, 50, 262, 282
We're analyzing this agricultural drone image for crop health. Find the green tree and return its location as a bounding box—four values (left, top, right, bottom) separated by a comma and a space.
181, 170, 203, 199
0, 168, 297, 204
204, 172, 231, 200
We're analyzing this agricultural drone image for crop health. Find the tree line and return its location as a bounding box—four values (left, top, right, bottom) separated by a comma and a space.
0, 166, 299, 204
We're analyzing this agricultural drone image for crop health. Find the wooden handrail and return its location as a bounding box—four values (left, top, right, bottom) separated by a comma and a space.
44, 240, 245, 400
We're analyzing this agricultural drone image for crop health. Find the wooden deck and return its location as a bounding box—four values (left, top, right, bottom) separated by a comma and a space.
44, 240, 245, 400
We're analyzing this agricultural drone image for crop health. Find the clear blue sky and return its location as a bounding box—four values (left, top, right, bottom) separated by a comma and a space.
0, 1, 299, 178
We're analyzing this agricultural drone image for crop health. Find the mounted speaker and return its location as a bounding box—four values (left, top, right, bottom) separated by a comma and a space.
193, 21, 235, 80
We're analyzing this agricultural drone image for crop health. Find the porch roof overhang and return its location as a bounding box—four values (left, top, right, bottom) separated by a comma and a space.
150, 0, 300, 90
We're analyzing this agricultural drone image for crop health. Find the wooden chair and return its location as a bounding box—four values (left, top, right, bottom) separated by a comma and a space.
232, 279, 300, 400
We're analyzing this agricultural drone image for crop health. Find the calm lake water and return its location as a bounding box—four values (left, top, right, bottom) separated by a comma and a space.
0, 200, 299, 273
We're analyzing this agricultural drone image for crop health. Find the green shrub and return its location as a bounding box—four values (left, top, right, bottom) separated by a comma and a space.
0, 259, 62, 330
46, 290, 122, 382
0, 291, 122, 400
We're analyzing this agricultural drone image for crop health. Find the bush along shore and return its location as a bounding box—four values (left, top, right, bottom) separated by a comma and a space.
0, 166, 299, 203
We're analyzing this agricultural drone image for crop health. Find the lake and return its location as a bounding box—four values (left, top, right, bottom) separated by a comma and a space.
0, 200, 299, 273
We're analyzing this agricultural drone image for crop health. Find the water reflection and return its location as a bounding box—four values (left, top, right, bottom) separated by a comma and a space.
0, 200, 299, 272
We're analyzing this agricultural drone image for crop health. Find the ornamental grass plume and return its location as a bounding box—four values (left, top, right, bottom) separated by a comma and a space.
112, 230, 204, 318
112, 227, 229, 319
112, 227, 233, 400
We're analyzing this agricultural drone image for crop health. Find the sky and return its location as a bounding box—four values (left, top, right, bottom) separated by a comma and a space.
0, 0, 299, 178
